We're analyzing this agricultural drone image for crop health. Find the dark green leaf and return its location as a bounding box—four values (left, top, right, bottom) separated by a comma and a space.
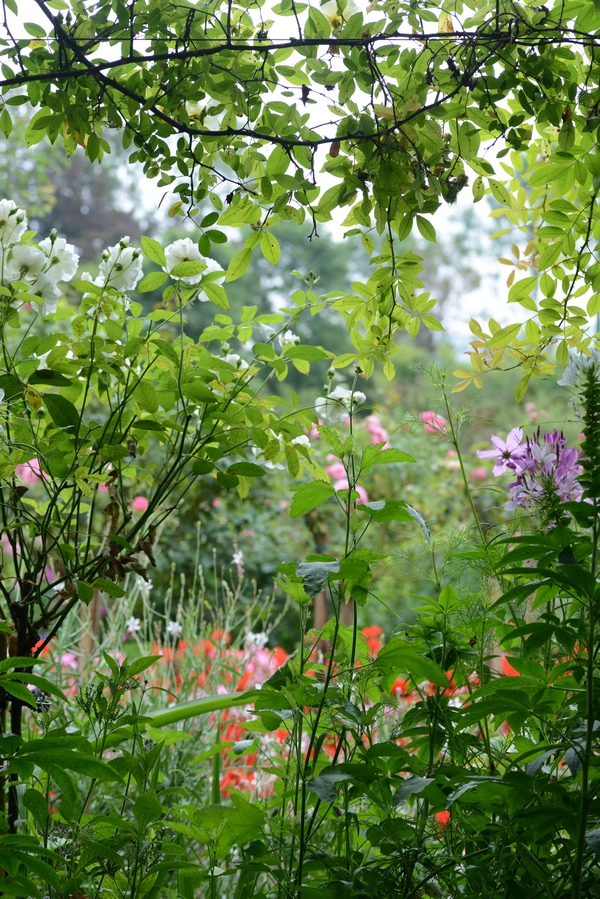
44, 394, 80, 429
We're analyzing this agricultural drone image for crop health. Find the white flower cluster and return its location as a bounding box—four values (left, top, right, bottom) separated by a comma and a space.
82, 236, 143, 295
557, 349, 600, 388
315, 385, 366, 423
0, 199, 79, 315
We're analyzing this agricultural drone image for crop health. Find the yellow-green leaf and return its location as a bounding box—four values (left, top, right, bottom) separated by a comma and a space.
226, 248, 253, 283
260, 232, 281, 265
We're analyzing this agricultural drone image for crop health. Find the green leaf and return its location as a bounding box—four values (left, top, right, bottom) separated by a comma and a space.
296, 560, 340, 597
141, 236, 166, 267
487, 322, 521, 348
226, 248, 253, 283
489, 179, 511, 206
306, 767, 352, 803
515, 372, 532, 403
0, 679, 37, 704
508, 276, 538, 304
28, 369, 72, 387
260, 232, 281, 265
138, 271, 168, 293
289, 481, 335, 518
392, 776, 434, 804
0, 108, 12, 139
192, 459, 214, 475
44, 394, 80, 429
21, 748, 124, 782
227, 462, 267, 477
133, 790, 163, 828
78, 581, 94, 604
127, 655, 162, 676
472, 175, 484, 202
171, 260, 206, 278
134, 381, 159, 413
416, 215, 436, 243
93, 578, 126, 598
285, 345, 332, 361
203, 283, 229, 309
375, 641, 449, 687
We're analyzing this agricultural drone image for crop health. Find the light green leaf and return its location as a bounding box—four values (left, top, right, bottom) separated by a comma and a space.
226, 248, 253, 283
260, 232, 281, 265
134, 380, 159, 413
141, 236, 166, 267
290, 481, 335, 518
138, 271, 167, 293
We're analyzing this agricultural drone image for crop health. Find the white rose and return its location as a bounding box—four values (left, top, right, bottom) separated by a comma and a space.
5, 244, 45, 283
39, 235, 79, 281
30, 273, 61, 315
0, 200, 26, 245
98, 241, 143, 292
164, 238, 206, 285
315, 386, 366, 423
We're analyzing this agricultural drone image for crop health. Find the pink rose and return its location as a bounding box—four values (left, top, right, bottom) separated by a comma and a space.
131, 496, 149, 512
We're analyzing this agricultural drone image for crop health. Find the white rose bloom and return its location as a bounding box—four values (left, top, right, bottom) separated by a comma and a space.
164, 238, 205, 285
315, 386, 366, 423
280, 330, 300, 347
291, 435, 310, 447
30, 273, 61, 315
98, 240, 143, 292
39, 235, 79, 281
224, 353, 244, 369
5, 244, 46, 283
0, 200, 27, 245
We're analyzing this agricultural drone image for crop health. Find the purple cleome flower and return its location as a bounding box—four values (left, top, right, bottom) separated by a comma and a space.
480, 428, 583, 519
477, 427, 526, 476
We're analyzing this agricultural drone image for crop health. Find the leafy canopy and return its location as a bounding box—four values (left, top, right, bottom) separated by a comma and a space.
2, 0, 600, 388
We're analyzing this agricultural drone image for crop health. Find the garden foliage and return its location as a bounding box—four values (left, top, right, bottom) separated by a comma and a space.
2, 0, 600, 896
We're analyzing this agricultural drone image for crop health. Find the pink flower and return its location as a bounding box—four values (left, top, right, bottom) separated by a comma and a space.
477, 428, 525, 476
420, 411, 447, 434
211, 497, 221, 508
366, 415, 391, 447
131, 496, 149, 512
60, 652, 78, 670
98, 482, 109, 493
305, 420, 323, 440
470, 467, 488, 482
14, 458, 43, 485
326, 461, 347, 480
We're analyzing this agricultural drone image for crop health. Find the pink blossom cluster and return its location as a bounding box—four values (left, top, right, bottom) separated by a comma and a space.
365, 414, 390, 447
478, 427, 583, 513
